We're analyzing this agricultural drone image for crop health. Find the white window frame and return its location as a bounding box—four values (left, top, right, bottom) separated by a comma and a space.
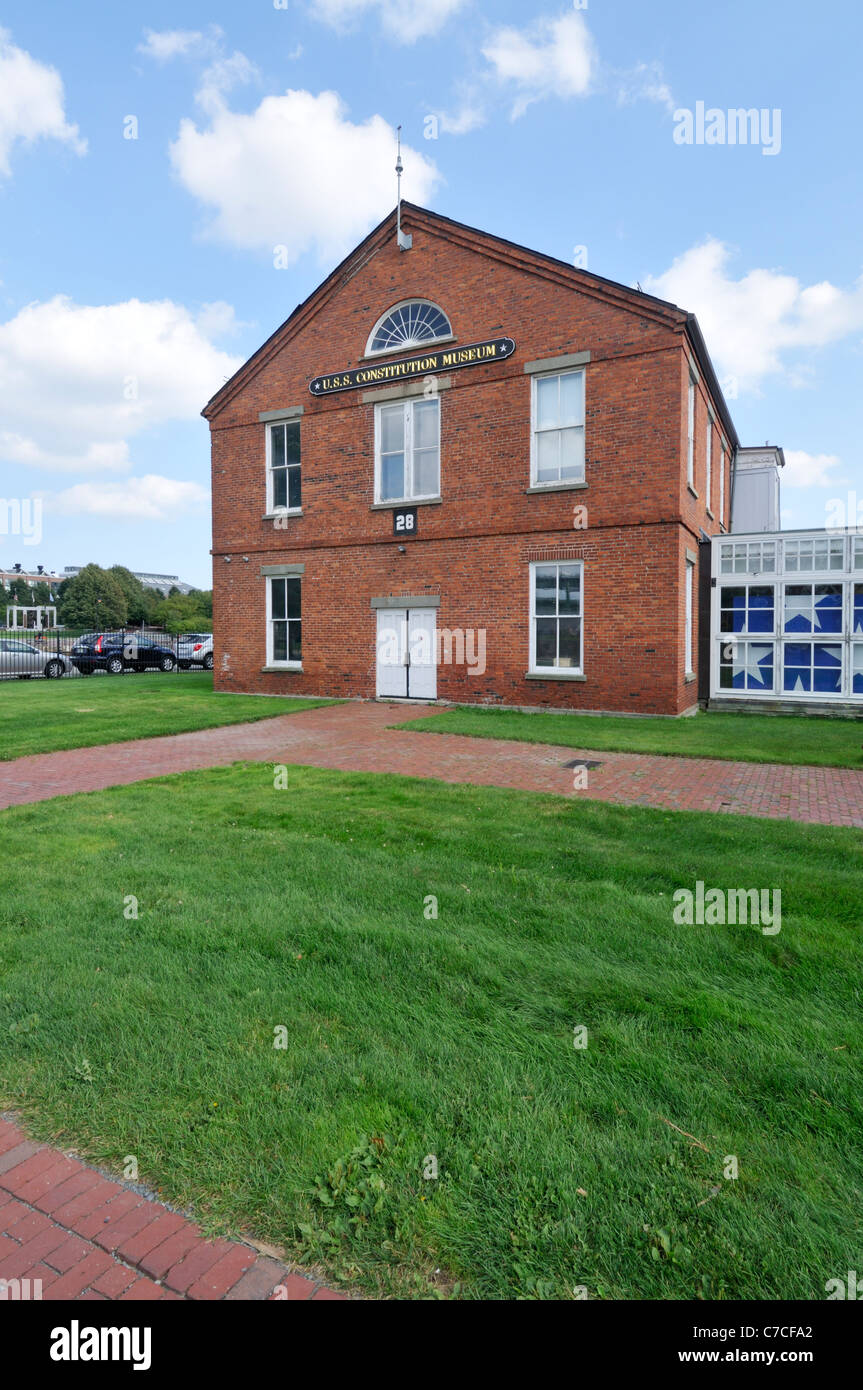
266, 420, 302, 516
719, 439, 727, 529
719, 540, 777, 576
365, 299, 454, 358
709, 532, 863, 701
266, 575, 302, 669
528, 560, 584, 675
374, 397, 440, 504
685, 559, 694, 676
529, 368, 586, 487
687, 375, 696, 489
705, 414, 713, 514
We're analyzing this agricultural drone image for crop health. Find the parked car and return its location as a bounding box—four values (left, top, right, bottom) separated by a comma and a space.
71, 632, 176, 675
177, 632, 214, 670
0, 638, 74, 679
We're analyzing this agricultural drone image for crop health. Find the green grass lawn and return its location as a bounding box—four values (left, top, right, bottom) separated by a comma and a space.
1, 764, 860, 1300
0, 672, 334, 761
399, 706, 863, 770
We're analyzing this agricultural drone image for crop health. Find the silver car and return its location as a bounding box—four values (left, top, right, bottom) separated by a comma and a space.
177, 632, 214, 669
0, 638, 73, 679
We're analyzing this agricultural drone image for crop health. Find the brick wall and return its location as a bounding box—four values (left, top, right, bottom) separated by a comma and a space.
207, 206, 729, 715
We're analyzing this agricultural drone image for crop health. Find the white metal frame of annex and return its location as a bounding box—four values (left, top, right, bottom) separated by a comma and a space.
709, 528, 863, 703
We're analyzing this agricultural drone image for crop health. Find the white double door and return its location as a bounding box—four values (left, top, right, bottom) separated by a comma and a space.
376, 608, 437, 700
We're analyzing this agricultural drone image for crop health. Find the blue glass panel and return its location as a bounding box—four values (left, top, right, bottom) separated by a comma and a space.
747, 664, 772, 690
784, 668, 811, 692
854, 672, 863, 694
749, 610, 773, 633
813, 644, 842, 667
813, 589, 842, 633
813, 668, 841, 691
784, 644, 809, 666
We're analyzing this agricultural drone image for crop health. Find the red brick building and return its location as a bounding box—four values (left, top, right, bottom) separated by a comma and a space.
204, 203, 739, 715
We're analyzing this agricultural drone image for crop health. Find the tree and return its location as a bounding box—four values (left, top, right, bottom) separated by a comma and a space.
8, 577, 31, 605
152, 592, 212, 635
30, 581, 52, 606
57, 564, 128, 629
109, 566, 158, 625
186, 587, 213, 618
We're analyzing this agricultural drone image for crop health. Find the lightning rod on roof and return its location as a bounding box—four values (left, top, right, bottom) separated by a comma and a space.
396, 125, 412, 251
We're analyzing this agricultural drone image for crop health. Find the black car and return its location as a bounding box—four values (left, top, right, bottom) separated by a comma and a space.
71, 632, 176, 675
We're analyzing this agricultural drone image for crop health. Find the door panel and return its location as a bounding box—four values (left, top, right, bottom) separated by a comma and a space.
407, 610, 437, 699
376, 608, 437, 699
376, 609, 407, 698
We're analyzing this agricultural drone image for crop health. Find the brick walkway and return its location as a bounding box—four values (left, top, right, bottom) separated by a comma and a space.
0, 701, 860, 827
0, 1117, 345, 1301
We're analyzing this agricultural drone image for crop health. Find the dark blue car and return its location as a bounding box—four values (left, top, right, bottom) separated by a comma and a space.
71, 632, 176, 675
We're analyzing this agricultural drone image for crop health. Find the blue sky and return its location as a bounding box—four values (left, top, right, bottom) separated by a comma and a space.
1, 0, 861, 588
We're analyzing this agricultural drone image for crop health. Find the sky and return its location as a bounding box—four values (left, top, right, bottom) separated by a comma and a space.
0, 0, 861, 589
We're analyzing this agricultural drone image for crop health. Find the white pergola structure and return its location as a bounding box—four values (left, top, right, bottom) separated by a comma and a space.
5, 605, 57, 631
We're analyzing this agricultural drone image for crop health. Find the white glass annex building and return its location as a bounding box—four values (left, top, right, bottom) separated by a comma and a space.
709, 528, 863, 707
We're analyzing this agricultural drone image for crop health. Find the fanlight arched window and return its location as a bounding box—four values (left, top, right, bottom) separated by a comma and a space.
366, 300, 452, 356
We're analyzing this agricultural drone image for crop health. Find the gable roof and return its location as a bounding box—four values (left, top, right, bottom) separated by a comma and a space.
202, 202, 739, 447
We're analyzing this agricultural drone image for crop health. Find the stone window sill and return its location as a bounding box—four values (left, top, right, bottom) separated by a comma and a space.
263, 510, 302, 520
261, 665, 303, 674
526, 481, 588, 494
370, 497, 442, 510
525, 670, 587, 681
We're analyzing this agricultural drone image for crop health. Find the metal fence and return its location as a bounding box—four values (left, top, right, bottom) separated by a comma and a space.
0, 628, 214, 681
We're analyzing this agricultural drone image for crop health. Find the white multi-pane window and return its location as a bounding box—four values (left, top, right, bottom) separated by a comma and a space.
366, 300, 452, 356
531, 370, 585, 486
375, 398, 440, 503
853, 587, 863, 695
719, 440, 727, 526
705, 417, 713, 512
719, 640, 775, 693
854, 537, 863, 571
711, 533, 863, 701
719, 541, 777, 575
720, 584, 775, 635
687, 375, 696, 488
783, 537, 845, 572
529, 562, 583, 672
783, 583, 843, 635
268, 421, 301, 513
685, 560, 694, 674
267, 577, 301, 667
854, 644, 863, 696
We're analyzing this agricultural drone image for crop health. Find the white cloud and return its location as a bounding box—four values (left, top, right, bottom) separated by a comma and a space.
137, 29, 217, 62
310, 0, 467, 43
0, 27, 85, 176
782, 450, 843, 488
435, 102, 486, 136
0, 296, 243, 474
615, 61, 676, 115
482, 10, 596, 118
50, 476, 209, 522
644, 239, 863, 390
170, 87, 439, 259
195, 52, 260, 115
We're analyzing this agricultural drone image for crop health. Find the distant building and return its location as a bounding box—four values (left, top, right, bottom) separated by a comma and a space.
730, 446, 784, 532
0, 565, 60, 591
62, 568, 195, 596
